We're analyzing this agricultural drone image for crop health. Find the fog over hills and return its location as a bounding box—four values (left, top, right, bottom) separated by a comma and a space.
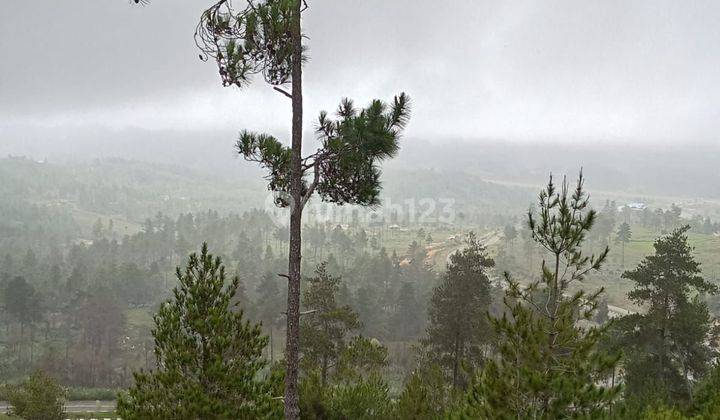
3, 0, 719, 205
3, 2, 720, 416
3, 128, 718, 202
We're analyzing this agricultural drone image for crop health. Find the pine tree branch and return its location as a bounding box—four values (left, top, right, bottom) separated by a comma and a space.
273, 86, 293, 99
301, 151, 323, 170
281, 309, 318, 316
300, 155, 323, 209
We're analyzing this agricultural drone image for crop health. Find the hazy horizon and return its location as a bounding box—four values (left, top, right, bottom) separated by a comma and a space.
2, 3, 720, 416
3, 0, 720, 145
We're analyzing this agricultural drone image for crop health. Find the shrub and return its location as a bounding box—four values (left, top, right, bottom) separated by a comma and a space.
329, 375, 393, 420
5, 370, 66, 420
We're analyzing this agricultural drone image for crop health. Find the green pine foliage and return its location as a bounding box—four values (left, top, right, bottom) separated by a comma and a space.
610, 225, 717, 410
336, 336, 388, 380
197, 3, 410, 417
198, 0, 410, 208
4, 276, 42, 333
299, 371, 330, 420
692, 363, 720, 416
299, 370, 393, 420
298, 263, 393, 418
394, 372, 436, 420
640, 405, 688, 419
233, 93, 410, 208
464, 173, 621, 418
196, 0, 298, 88
423, 232, 495, 390
3, 370, 66, 420
390, 280, 423, 340
615, 221, 632, 267
395, 365, 456, 419
255, 272, 286, 331
116, 243, 282, 419
300, 263, 361, 386
327, 374, 393, 420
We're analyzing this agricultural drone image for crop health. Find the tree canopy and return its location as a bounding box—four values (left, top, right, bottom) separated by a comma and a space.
117, 244, 282, 418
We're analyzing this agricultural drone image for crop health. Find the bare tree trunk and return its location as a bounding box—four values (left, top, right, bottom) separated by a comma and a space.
609, 366, 616, 415
284, 0, 303, 418
29, 326, 34, 364
270, 326, 274, 363
452, 332, 460, 390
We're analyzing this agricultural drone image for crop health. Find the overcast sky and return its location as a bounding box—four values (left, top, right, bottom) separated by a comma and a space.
2, 0, 720, 145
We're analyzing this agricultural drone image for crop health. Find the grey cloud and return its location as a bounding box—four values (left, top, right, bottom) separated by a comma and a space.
1, 0, 720, 142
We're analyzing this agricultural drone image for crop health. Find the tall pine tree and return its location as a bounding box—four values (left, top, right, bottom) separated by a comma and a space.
117, 244, 281, 418
615, 221, 632, 268
464, 173, 620, 418
255, 272, 287, 363
299, 263, 360, 386
423, 232, 495, 390
194, 3, 411, 415
390, 281, 423, 341
611, 225, 717, 409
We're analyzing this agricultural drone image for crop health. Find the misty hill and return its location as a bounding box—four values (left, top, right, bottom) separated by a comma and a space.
393, 139, 720, 200
0, 157, 264, 227
3, 128, 718, 201
0, 156, 537, 238
381, 167, 533, 215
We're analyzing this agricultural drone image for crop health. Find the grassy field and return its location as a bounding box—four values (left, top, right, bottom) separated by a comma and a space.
562, 226, 720, 311
616, 226, 720, 276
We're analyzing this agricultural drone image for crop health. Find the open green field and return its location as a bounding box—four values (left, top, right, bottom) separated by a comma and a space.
622, 227, 720, 277
571, 226, 720, 311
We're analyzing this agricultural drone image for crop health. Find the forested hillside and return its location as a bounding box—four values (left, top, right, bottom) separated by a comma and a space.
3, 0, 720, 418
2, 154, 720, 418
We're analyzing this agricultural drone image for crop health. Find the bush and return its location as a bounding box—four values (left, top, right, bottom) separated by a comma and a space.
4, 370, 66, 420
299, 372, 330, 420
395, 366, 454, 419
693, 362, 720, 412
329, 375, 393, 420
117, 245, 282, 418
299, 372, 393, 419
640, 406, 688, 419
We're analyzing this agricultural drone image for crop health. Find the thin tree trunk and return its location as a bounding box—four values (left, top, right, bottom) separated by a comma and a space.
29, 326, 34, 364
661, 293, 669, 394
284, 0, 303, 417
270, 326, 274, 364
609, 365, 616, 415
452, 332, 460, 390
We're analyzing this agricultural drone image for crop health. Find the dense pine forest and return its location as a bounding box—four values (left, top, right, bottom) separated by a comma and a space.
3, 0, 720, 419
1, 155, 720, 418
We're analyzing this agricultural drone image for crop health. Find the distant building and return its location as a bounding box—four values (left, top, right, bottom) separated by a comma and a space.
627, 202, 647, 210
619, 202, 647, 212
